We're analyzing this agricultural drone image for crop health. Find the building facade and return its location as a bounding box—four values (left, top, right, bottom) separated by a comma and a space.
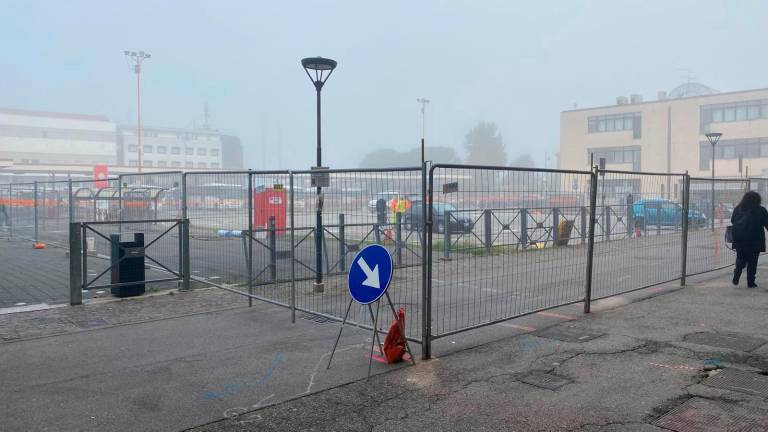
0, 107, 117, 166
560, 85, 768, 178
0, 107, 244, 179
117, 125, 238, 170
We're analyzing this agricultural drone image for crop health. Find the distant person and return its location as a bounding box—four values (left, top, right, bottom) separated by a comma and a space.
731, 191, 768, 288
0, 203, 7, 227
626, 193, 635, 237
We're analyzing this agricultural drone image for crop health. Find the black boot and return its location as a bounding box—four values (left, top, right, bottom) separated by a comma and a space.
733, 271, 740, 286
748, 281, 758, 288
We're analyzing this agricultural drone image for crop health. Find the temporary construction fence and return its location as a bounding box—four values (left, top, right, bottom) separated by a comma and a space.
0, 165, 756, 358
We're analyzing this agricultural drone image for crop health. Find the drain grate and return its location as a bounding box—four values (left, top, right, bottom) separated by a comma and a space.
683, 332, 766, 352
535, 326, 604, 343
703, 368, 768, 397
653, 397, 768, 431
520, 372, 571, 390
300, 313, 335, 324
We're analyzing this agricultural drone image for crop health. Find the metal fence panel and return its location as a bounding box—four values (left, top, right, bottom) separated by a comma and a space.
291, 168, 424, 340
8, 183, 36, 241
686, 178, 747, 275
591, 171, 686, 299
428, 165, 592, 338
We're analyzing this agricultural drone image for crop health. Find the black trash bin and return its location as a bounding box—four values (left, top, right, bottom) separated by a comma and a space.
110, 233, 146, 297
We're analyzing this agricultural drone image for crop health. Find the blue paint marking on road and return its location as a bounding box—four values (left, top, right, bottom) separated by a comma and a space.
347, 244, 393, 305
202, 352, 284, 400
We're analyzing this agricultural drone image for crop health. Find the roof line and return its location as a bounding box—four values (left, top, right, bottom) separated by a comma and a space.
0, 107, 110, 122
562, 86, 768, 114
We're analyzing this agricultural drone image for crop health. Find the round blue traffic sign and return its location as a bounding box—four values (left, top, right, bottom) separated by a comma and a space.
347, 244, 393, 305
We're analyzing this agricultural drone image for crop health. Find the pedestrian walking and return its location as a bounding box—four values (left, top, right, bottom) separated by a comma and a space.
731, 191, 768, 288
626, 193, 635, 237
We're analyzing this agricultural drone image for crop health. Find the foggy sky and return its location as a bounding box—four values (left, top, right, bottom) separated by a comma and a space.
2, 1, 767, 170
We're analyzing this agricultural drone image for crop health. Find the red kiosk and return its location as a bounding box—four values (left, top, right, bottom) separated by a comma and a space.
253, 188, 287, 233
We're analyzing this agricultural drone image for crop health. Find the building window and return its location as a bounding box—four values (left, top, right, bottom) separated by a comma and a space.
210, 148, 220, 157
171, 161, 181, 168
700, 99, 768, 132
144, 160, 153, 167
587, 146, 641, 171
185, 147, 194, 156
157, 161, 167, 167
171, 147, 181, 155
699, 137, 768, 170
185, 161, 194, 168
157, 146, 167, 154
197, 162, 207, 168
128, 160, 139, 167
197, 148, 207, 156
587, 112, 641, 138
143, 145, 153, 154
211, 163, 220, 169
128, 144, 138, 152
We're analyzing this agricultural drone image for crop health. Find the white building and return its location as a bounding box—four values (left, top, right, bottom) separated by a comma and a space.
0, 107, 117, 166
117, 125, 229, 169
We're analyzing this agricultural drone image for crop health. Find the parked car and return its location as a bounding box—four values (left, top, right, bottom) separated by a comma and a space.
632, 198, 707, 228
403, 201, 474, 233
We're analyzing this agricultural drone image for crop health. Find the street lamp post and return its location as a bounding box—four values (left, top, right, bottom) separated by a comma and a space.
302, 56, 337, 293
417, 98, 430, 166
706, 132, 722, 231
124, 51, 151, 173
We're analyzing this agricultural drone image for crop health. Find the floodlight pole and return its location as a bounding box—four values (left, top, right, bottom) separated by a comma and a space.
706, 132, 722, 232
124, 51, 151, 173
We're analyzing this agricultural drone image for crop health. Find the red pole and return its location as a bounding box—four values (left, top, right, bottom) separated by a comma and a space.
136, 63, 142, 173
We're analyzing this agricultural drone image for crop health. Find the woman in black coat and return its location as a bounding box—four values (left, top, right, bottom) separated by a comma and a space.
731, 191, 768, 287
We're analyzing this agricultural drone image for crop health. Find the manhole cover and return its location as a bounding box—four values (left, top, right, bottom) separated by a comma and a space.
683, 332, 766, 352
535, 326, 604, 343
653, 397, 768, 431
703, 369, 768, 397
520, 372, 571, 390
300, 313, 334, 324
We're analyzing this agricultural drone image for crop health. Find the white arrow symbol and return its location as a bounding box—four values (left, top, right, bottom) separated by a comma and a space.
357, 257, 380, 289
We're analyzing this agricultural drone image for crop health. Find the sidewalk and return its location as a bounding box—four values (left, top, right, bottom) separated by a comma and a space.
188, 268, 768, 432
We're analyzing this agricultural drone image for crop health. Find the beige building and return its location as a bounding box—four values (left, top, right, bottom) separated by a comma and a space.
560, 84, 768, 180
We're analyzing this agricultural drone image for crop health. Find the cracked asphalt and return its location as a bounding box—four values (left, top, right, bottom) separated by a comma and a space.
187, 267, 768, 432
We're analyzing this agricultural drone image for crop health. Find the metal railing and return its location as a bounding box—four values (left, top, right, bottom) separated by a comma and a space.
0, 166, 756, 358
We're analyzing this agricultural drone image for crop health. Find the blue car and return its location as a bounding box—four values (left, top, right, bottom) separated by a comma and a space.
632, 199, 707, 228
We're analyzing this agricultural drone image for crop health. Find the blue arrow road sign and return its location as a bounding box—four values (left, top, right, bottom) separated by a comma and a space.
348, 244, 393, 305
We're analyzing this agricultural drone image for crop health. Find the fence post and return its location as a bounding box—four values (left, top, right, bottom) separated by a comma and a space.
520, 208, 528, 249
423, 163, 434, 360
247, 172, 254, 305
443, 211, 451, 259
67, 179, 74, 225
269, 215, 277, 281
552, 207, 560, 245
69, 222, 83, 306
338, 213, 346, 271
680, 173, 690, 286
33, 181, 38, 242
289, 171, 296, 324
374, 223, 381, 244
584, 167, 598, 313
580, 207, 587, 243
180, 173, 191, 291
395, 212, 403, 266
483, 209, 492, 255
7, 184, 12, 238
605, 206, 612, 240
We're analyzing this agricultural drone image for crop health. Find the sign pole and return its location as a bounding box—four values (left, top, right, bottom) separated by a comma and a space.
367, 300, 381, 379
327, 298, 354, 370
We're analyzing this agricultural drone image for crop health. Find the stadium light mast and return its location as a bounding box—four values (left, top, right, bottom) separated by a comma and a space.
706, 132, 722, 231
301, 56, 337, 293
124, 51, 151, 172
